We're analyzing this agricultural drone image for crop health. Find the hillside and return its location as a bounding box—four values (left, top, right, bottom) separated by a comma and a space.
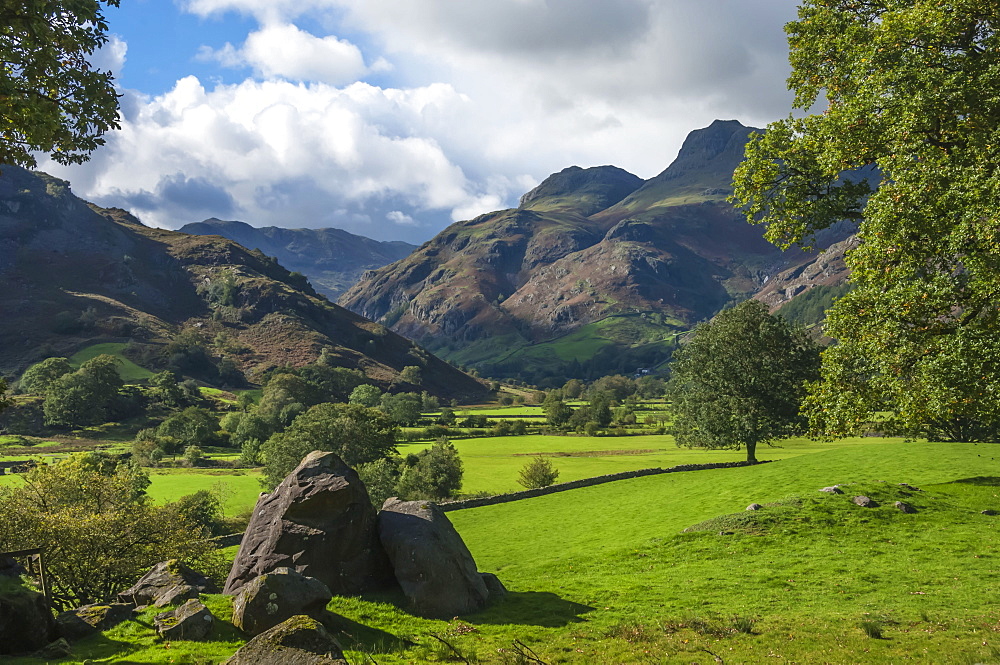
178, 219, 417, 301
0, 166, 486, 400
340, 120, 851, 383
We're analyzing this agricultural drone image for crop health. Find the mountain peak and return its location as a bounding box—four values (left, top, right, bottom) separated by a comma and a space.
518, 164, 643, 216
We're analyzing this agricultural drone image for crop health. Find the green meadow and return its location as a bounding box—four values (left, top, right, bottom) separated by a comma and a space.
9, 437, 1000, 663
69, 342, 154, 382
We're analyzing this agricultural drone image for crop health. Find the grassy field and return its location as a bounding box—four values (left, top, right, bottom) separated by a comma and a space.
7, 438, 1000, 663
69, 342, 154, 381
397, 434, 890, 495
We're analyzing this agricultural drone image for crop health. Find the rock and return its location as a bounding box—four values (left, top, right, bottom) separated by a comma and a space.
898, 483, 922, 491
225, 452, 392, 597
56, 603, 135, 642
378, 498, 491, 617
224, 615, 348, 665
853, 495, 876, 507
819, 486, 843, 494
982, 509, 998, 516
118, 560, 218, 607
233, 568, 333, 637
480, 572, 507, 602
0, 583, 55, 655
33, 637, 71, 659
895, 501, 916, 514
746, 503, 763, 511
154, 598, 215, 641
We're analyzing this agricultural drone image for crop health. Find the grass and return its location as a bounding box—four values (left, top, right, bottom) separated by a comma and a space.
398, 434, 895, 495
145, 468, 263, 516
68, 342, 154, 381
7, 438, 1000, 663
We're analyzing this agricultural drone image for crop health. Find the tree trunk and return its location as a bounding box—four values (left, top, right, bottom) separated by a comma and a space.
745, 442, 758, 464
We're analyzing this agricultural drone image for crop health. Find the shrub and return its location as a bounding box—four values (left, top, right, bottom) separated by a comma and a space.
395, 438, 463, 500
517, 455, 560, 489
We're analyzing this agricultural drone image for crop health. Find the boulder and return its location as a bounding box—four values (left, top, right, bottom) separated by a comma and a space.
118, 560, 218, 607
225, 452, 392, 596
480, 572, 507, 602
746, 503, 763, 511
982, 509, 999, 516
154, 598, 215, 641
56, 603, 135, 642
378, 498, 490, 617
233, 568, 333, 637
894, 501, 916, 514
0, 583, 54, 655
224, 615, 348, 665
33, 637, 71, 659
853, 495, 876, 507
818, 486, 843, 494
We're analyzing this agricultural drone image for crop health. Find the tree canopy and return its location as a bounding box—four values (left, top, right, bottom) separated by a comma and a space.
666, 300, 820, 463
732, 1, 1000, 441
0, 0, 122, 168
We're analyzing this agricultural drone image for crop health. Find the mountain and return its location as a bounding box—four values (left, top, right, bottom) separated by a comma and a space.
0, 166, 485, 400
178, 219, 417, 301
340, 120, 852, 384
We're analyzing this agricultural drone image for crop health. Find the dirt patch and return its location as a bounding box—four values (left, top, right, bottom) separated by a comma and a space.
512, 449, 659, 457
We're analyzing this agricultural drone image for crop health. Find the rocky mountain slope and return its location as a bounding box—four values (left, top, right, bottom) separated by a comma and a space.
0, 166, 485, 399
179, 219, 417, 301
340, 120, 853, 383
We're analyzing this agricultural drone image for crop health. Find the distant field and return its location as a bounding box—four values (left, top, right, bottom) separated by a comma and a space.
69, 342, 154, 381
146, 468, 263, 515
397, 434, 897, 495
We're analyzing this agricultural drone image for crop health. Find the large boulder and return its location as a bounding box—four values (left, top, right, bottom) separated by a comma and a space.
377, 498, 491, 617
154, 598, 215, 641
224, 615, 348, 665
233, 568, 332, 637
0, 583, 54, 655
118, 560, 218, 607
225, 452, 392, 596
56, 603, 135, 642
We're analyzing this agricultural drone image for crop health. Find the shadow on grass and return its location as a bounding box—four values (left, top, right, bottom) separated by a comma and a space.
468, 591, 595, 628
320, 610, 412, 654
951, 476, 1000, 486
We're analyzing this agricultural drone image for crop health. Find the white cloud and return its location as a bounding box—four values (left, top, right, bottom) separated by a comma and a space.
48, 1, 802, 243
92, 34, 127, 77
199, 23, 384, 85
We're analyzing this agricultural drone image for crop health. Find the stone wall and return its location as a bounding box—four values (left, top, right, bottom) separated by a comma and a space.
438, 460, 770, 512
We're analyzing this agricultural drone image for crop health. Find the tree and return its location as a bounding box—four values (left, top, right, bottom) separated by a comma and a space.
517, 455, 560, 489
543, 393, 572, 427
349, 384, 382, 407
0, 377, 9, 414
260, 402, 398, 489
148, 370, 188, 408
379, 392, 423, 426
156, 407, 219, 453
43, 354, 123, 427
19, 357, 73, 394
0, 454, 221, 609
732, 1, 1000, 441
0, 0, 122, 168
666, 300, 820, 463
399, 365, 422, 385
395, 439, 463, 500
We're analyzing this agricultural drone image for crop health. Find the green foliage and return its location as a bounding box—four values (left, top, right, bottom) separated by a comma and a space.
517, 455, 560, 489
156, 407, 219, 453
356, 457, 402, 507
18, 356, 73, 394
171, 489, 225, 536
731, 0, 1000, 441
148, 369, 188, 408
776, 282, 853, 328
395, 438, 463, 500
260, 402, 398, 489
43, 354, 125, 427
543, 393, 572, 427
0, 377, 9, 414
667, 300, 821, 462
349, 383, 383, 407
0, 454, 220, 609
0, 0, 122, 168
399, 365, 422, 385
380, 391, 423, 426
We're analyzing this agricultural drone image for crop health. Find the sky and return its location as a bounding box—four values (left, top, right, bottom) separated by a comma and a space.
39, 0, 801, 243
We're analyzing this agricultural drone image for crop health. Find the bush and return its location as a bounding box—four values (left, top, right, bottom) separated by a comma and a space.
394, 438, 463, 500
517, 455, 560, 489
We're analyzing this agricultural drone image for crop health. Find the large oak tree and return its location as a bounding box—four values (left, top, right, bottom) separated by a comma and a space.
732, 1, 1000, 441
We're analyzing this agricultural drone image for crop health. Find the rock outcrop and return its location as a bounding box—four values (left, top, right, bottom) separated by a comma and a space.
232, 568, 333, 637
56, 603, 135, 642
225, 452, 393, 596
154, 598, 215, 641
0, 582, 55, 655
224, 615, 348, 665
118, 560, 219, 607
377, 498, 493, 617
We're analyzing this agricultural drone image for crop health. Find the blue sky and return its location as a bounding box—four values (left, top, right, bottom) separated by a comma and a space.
42, 0, 800, 243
